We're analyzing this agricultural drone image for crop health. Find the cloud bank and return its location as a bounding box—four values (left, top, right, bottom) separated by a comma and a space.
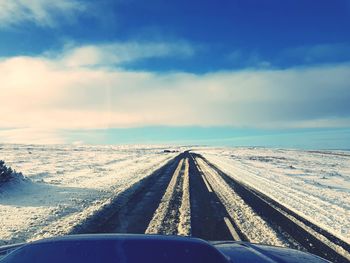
57, 42, 195, 67
0, 0, 85, 27
0, 42, 350, 143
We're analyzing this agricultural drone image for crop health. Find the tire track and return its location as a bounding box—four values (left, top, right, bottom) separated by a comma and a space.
194, 156, 287, 246
188, 153, 243, 241
71, 153, 184, 234
195, 153, 350, 263
145, 158, 185, 234
178, 158, 191, 236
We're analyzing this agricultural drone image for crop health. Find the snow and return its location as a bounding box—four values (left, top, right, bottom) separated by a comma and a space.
195, 157, 290, 246
1, 144, 349, 249
146, 157, 191, 236
0, 144, 178, 245
146, 159, 184, 234
177, 158, 191, 236
195, 147, 350, 243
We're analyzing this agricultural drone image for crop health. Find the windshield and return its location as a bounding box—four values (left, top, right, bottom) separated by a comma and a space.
0, 1, 349, 262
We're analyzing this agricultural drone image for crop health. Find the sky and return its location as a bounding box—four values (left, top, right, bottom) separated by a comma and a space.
0, 0, 350, 148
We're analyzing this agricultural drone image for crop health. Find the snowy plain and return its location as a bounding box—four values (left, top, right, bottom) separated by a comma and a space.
195, 147, 350, 243
0, 144, 178, 245
1, 144, 349, 248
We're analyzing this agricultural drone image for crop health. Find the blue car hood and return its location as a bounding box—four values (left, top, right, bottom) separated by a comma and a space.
0, 234, 329, 263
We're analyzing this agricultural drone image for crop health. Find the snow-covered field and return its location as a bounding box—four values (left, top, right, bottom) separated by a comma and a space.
196, 147, 350, 243
1, 144, 349, 248
0, 144, 178, 245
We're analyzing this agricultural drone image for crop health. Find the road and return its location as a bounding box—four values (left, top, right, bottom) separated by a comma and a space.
72, 151, 350, 263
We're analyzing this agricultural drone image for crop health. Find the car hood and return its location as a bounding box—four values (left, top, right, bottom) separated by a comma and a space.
0, 234, 329, 263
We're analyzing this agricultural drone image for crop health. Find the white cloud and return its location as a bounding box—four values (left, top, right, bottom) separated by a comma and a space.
58, 42, 195, 67
0, 44, 350, 143
0, 0, 85, 27
0, 128, 65, 144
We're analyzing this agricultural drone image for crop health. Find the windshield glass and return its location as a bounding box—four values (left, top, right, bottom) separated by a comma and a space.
0, 1, 349, 262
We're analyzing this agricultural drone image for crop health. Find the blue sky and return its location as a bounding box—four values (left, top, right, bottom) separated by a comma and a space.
0, 0, 350, 148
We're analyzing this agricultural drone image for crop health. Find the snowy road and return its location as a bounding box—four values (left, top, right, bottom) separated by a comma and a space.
76, 151, 349, 263
78, 152, 239, 241
1, 145, 349, 262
